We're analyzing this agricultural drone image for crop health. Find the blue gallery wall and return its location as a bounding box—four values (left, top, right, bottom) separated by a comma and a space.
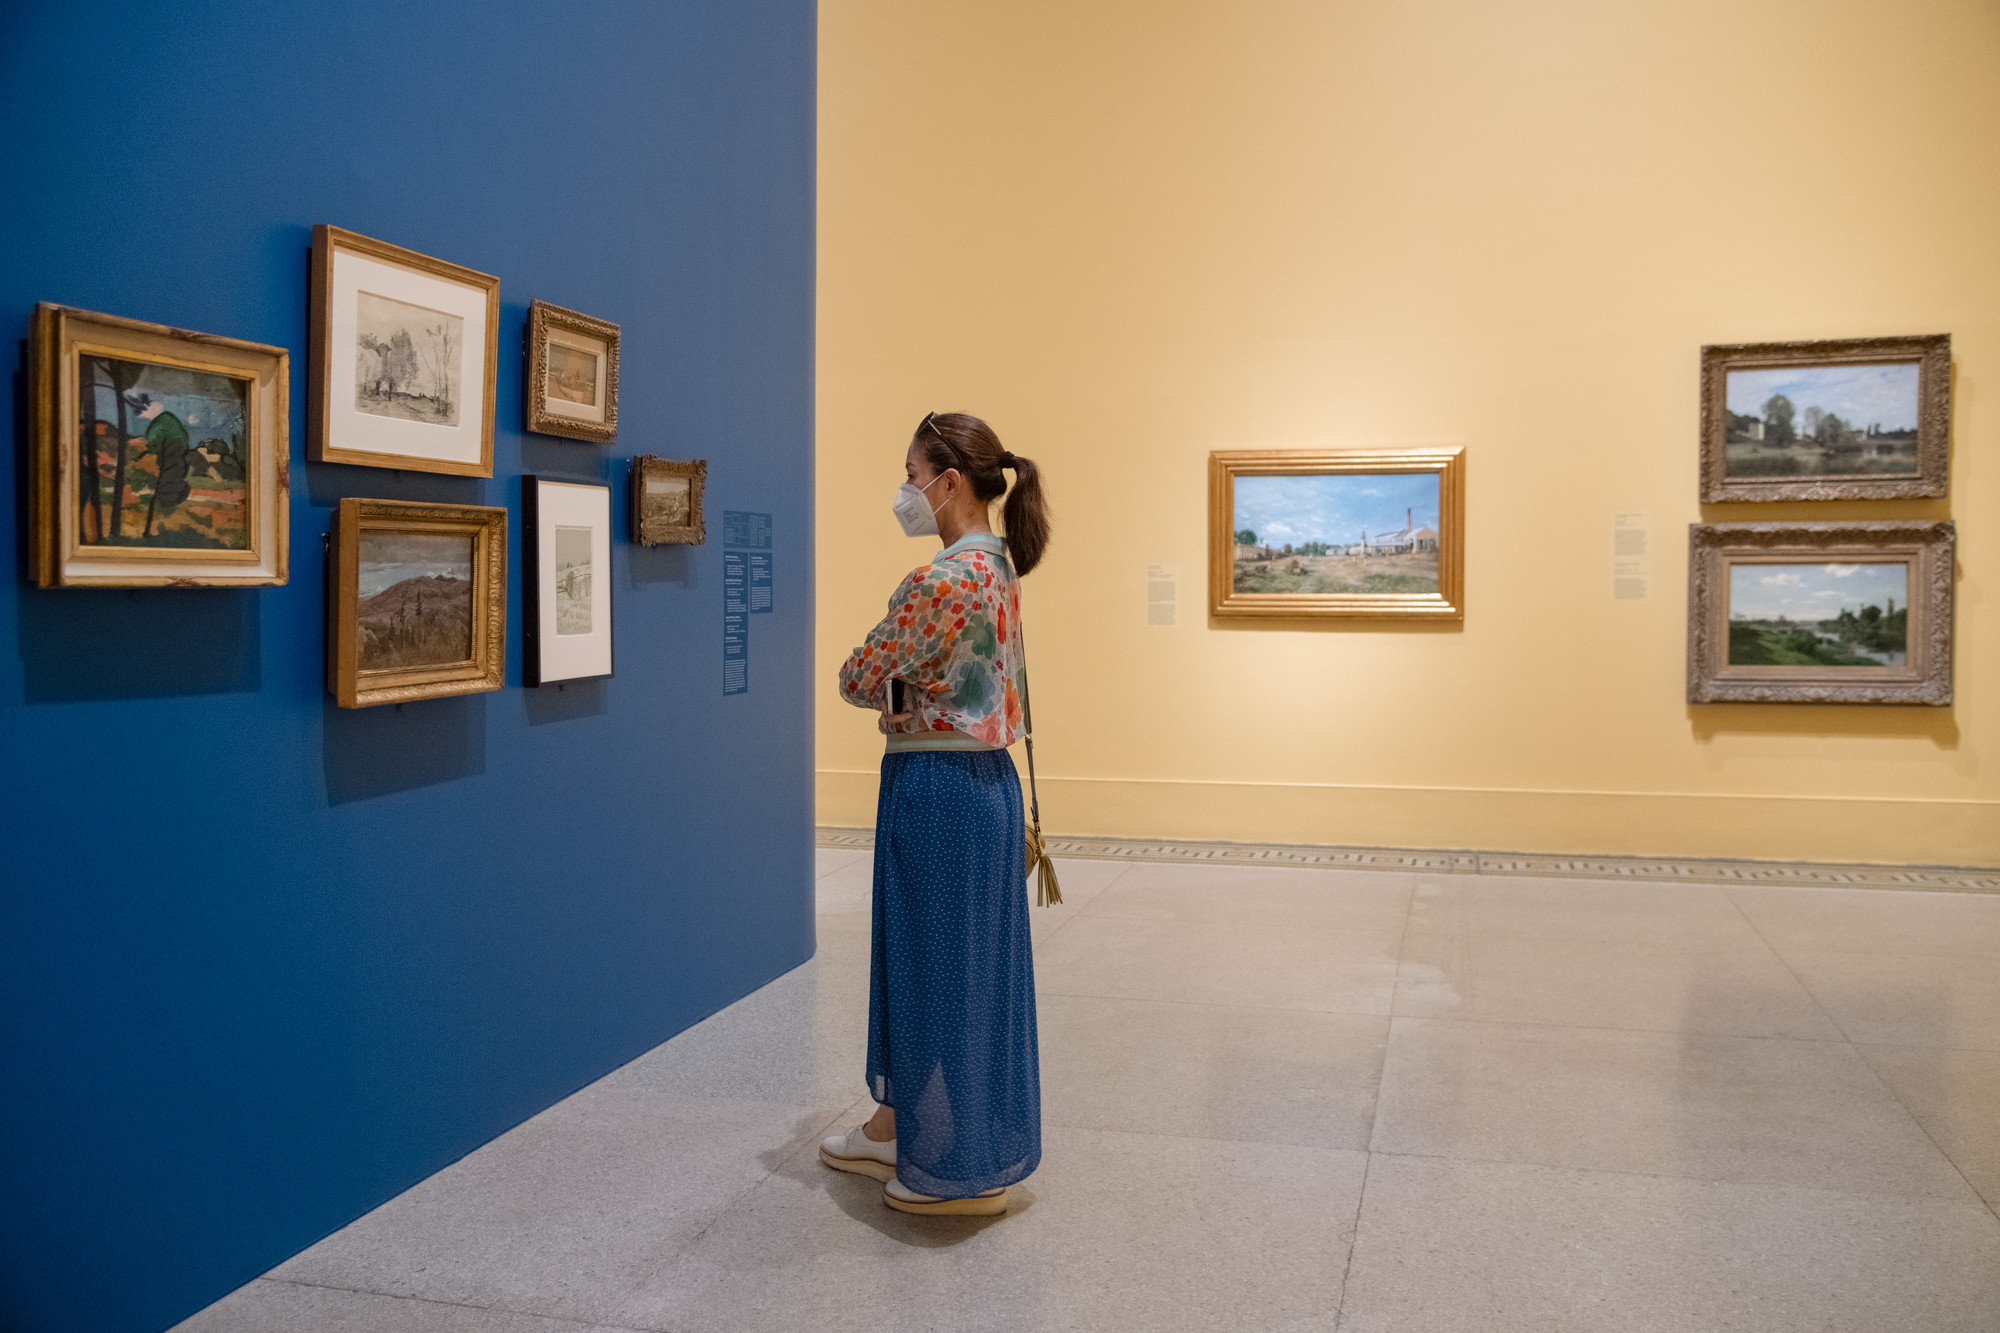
0, 4, 815, 1331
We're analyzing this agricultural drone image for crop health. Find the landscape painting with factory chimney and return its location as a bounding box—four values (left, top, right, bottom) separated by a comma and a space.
1231, 473, 1440, 595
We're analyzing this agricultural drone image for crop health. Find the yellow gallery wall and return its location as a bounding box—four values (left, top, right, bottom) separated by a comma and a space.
815, 0, 2000, 866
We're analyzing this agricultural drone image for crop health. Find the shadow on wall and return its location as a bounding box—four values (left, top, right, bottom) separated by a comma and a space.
1687, 703, 1959, 748
525, 676, 607, 725
323, 694, 487, 804
629, 542, 696, 588
17, 587, 262, 702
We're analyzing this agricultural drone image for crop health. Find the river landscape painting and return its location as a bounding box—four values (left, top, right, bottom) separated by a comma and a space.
1232, 472, 1440, 595
1723, 363, 1920, 481
1727, 562, 1907, 667
355, 530, 474, 671
77, 354, 250, 550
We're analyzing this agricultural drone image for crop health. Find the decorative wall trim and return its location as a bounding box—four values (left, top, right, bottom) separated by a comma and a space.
815, 827, 2000, 894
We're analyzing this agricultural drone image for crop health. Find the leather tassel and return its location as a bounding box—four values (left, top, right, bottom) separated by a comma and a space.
1025, 819, 1063, 907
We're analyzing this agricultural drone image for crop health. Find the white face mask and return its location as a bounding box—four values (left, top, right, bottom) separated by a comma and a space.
892, 473, 948, 538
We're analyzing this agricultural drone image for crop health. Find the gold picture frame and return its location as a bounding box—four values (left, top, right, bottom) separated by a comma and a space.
630, 455, 707, 546
1209, 448, 1465, 621
1686, 521, 1954, 706
30, 303, 289, 588
327, 498, 507, 708
309, 224, 499, 477
525, 300, 619, 442
1698, 334, 1949, 503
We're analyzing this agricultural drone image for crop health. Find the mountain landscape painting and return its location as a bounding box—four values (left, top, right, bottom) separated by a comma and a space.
356, 530, 474, 670
77, 354, 250, 550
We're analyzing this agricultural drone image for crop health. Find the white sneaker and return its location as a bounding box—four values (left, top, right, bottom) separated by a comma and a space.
883, 1177, 1008, 1216
819, 1124, 896, 1182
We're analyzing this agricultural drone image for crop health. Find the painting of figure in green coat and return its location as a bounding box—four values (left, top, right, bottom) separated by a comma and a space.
75, 354, 251, 549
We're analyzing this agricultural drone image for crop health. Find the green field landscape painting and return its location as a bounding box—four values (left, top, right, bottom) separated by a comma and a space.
1724, 363, 1920, 480
77, 355, 250, 550
356, 531, 475, 670
1233, 473, 1439, 595
1727, 562, 1908, 667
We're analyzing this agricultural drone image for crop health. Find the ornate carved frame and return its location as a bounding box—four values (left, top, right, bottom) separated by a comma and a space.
1208, 447, 1465, 621
630, 455, 707, 546
1686, 521, 1954, 705
1698, 334, 1949, 502
524, 299, 620, 443
328, 498, 508, 708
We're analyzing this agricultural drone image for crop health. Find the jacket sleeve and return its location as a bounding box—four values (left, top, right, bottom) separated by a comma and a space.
837, 563, 958, 710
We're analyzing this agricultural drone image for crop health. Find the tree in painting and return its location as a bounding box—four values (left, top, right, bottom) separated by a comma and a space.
77, 356, 250, 549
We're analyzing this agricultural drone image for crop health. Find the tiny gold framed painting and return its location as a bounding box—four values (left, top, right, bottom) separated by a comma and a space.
1699, 334, 1949, 502
310, 224, 500, 477
1686, 521, 1954, 705
525, 300, 619, 442
630, 455, 707, 546
30, 303, 289, 587
1208, 448, 1465, 621
328, 498, 508, 708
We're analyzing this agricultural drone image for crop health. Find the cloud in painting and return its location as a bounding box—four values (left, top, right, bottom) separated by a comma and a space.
1729, 561, 1905, 621
1233, 473, 1439, 545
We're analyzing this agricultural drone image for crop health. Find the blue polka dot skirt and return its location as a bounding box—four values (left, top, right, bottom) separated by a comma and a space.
868, 748, 1042, 1197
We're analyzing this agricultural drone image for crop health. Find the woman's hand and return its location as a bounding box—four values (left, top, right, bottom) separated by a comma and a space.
878, 681, 913, 733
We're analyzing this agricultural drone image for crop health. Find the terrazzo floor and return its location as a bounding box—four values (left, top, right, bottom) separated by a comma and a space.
174, 849, 2000, 1331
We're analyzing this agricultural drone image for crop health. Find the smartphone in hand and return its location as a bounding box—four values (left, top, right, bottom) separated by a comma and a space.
890, 678, 907, 715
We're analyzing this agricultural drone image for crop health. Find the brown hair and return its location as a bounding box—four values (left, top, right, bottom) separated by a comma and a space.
914, 412, 1052, 576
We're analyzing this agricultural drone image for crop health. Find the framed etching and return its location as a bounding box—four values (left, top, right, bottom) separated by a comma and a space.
328, 498, 507, 708
1209, 448, 1465, 621
1699, 334, 1949, 502
631, 455, 707, 546
1686, 521, 1953, 706
523, 478, 613, 686
310, 224, 499, 477
525, 300, 619, 442
29, 303, 289, 587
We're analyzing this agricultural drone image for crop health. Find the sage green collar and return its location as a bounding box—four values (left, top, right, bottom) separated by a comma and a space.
938, 532, 1007, 560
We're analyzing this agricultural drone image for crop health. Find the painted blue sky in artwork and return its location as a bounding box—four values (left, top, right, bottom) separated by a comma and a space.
1729, 561, 1906, 621
1233, 473, 1438, 546
1725, 363, 1919, 430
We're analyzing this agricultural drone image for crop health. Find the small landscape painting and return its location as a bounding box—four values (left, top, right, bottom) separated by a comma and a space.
355, 290, 461, 427
76, 354, 250, 550
643, 472, 690, 528
356, 530, 474, 670
1727, 561, 1907, 667
1232, 473, 1440, 595
546, 343, 598, 406
1724, 363, 1919, 480
554, 525, 593, 636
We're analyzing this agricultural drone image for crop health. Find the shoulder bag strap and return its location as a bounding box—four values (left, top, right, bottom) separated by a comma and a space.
1014, 590, 1062, 907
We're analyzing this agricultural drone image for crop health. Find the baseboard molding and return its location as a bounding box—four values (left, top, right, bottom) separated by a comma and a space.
814, 826, 2000, 894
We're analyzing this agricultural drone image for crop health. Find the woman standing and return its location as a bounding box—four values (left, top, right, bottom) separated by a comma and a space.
819, 412, 1052, 1217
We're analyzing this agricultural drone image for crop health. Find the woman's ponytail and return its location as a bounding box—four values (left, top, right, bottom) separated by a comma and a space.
999, 452, 1050, 576
912, 412, 1052, 576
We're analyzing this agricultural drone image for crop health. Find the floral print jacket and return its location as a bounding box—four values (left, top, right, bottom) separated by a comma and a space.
839, 533, 1026, 748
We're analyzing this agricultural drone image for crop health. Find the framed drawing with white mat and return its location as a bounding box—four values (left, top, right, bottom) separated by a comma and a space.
524, 300, 619, 442
309, 224, 499, 477
523, 478, 614, 686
